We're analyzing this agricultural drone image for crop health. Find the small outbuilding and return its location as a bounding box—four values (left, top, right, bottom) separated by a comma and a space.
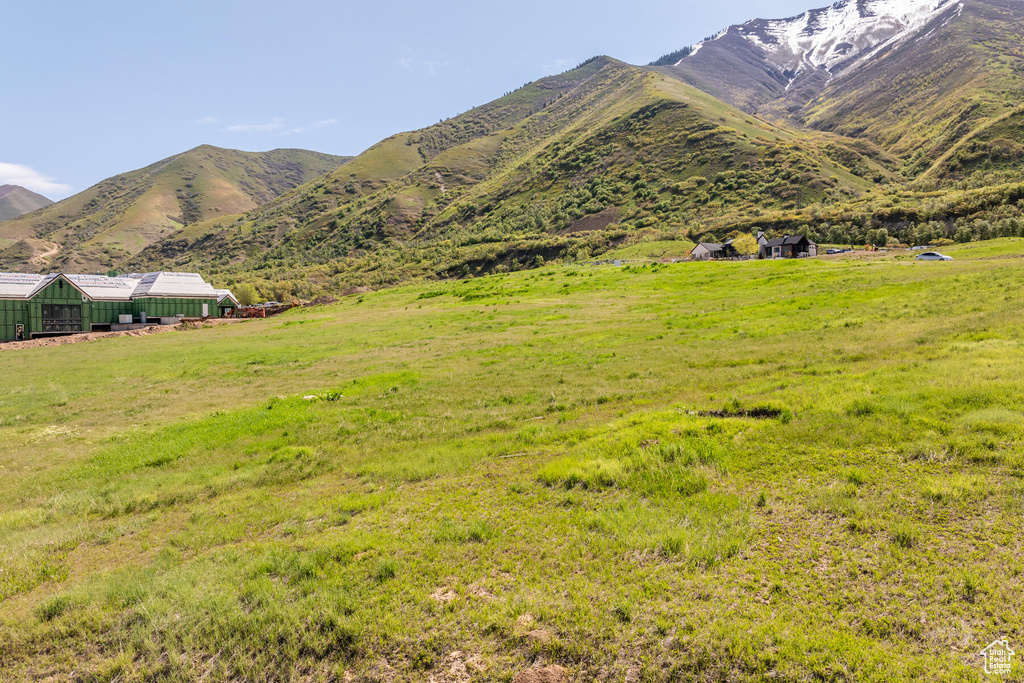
215, 289, 240, 318
690, 240, 739, 261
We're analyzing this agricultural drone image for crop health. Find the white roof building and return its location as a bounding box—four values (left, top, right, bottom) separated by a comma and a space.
0, 271, 221, 301
66, 274, 139, 301
0, 273, 45, 299
129, 272, 219, 299
214, 288, 239, 306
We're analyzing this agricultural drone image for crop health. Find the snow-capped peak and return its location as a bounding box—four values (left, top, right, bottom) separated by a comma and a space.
687, 0, 957, 75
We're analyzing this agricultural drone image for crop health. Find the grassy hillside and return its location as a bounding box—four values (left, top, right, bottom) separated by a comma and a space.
0, 147, 350, 273
125, 58, 889, 296
918, 106, 1024, 187
2, 240, 1024, 681
0, 185, 52, 222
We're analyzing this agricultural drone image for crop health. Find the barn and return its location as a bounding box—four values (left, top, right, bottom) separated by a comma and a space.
0, 271, 225, 342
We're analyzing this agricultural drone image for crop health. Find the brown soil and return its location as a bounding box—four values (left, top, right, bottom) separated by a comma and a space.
513, 665, 567, 683
559, 207, 620, 236
430, 587, 457, 604
525, 629, 553, 644
0, 318, 243, 351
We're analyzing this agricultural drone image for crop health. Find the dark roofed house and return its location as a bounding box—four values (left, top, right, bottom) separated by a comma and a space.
691, 239, 739, 261
759, 234, 817, 259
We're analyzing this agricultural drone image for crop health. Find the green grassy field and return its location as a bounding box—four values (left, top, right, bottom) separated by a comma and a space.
2, 241, 1023, 681
602, 239, 697, 261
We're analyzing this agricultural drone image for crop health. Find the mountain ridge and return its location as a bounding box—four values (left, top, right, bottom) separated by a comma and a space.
655, 0, 1024, 172
0, 146, 350, 272
4, 0, 1024, 296
0, 185, 52, 222
122, 57, 888, 294
657, 0, 962, 113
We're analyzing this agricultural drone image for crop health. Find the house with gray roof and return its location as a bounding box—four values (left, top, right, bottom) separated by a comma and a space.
691, 239, 739, 260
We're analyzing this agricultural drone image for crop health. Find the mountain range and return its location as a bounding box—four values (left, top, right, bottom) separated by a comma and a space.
3, 0, 1024, 295
0, 185, 52, 222
0, 147, 349, 272
662, 0, 1024, 168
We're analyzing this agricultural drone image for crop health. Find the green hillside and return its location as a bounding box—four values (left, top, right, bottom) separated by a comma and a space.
2, 242, 1024, 681
125, 58, 888, 296
0, 146, 350, 273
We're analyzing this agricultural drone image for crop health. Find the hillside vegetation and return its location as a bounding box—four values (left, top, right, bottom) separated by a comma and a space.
125, 58, 889, 297
0, 147, 349, 273
120, 0, 1024, 300
1, 243, 1023, 681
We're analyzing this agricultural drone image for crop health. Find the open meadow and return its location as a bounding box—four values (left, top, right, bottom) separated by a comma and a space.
2, 241, 1023, 681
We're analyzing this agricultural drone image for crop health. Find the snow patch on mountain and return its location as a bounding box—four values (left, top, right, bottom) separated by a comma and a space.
684, 0, 957, 75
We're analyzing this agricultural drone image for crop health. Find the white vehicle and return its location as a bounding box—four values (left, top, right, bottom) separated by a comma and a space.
915, 252, 953, 261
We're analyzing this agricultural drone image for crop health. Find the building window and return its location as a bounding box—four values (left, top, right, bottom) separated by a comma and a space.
41, 304, 82, 333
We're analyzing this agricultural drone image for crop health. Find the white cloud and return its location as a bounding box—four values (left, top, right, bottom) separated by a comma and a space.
398, 56, 449, 76
226, 118, 286, 133
195, 116, 219, 125
225, 117, 337, 135
284, 119, 338, 135
543, 58, 576, 73
0, 162, 72, 196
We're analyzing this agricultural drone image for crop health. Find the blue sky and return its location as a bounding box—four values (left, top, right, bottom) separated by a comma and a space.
2, 0, 814, 199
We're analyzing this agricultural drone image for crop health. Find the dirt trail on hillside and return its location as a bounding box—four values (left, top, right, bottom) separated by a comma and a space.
0, 318, 244, 351
28, 243, 60, 267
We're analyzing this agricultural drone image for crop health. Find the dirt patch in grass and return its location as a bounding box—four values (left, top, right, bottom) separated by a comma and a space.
430, 587, 457, 603
692, 401, 791, 421
513, 665, 567, 683
0, 318, 243, 351
560, 207, 619, 235
525, 629, 553, 644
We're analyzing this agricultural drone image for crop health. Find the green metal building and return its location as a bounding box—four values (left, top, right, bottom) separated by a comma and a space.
215, 289, 240, 318
0, 271, 228, 342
